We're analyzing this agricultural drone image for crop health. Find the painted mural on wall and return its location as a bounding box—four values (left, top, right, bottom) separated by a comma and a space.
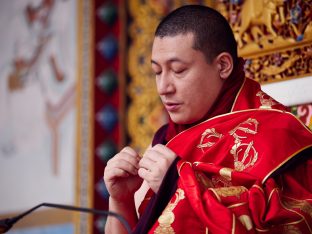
0, 0, 77, 214
291, 103, 312, 130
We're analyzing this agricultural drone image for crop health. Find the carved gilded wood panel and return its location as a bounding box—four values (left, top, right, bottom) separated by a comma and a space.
216, 0, 312, 83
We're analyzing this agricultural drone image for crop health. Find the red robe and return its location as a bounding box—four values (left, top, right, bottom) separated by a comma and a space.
146, 78, 312, 233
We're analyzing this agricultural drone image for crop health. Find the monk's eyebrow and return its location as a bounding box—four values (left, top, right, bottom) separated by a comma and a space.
151, 60, 159, 66
151, 58, 187, 65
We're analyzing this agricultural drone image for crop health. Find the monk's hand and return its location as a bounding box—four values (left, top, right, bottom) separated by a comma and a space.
138, 144, 177, 193
104, 146, 143, 202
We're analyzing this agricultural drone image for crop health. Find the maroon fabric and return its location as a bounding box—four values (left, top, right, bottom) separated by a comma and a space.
165, 57, 245, 142
152, 124, 169, 146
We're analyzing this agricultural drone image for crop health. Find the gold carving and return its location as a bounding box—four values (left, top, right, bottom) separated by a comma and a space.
229, 118, 259, 171
216, 0, 312, 83
244, 44, 312, 83
197, 128, 223, 152
235, 0, 286, 49
155, 188, 185, 234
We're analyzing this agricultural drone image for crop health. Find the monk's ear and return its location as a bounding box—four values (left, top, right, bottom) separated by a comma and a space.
215, 52, 234, 80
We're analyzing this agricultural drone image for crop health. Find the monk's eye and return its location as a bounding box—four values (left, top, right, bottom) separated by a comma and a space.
173, 69, 185, 74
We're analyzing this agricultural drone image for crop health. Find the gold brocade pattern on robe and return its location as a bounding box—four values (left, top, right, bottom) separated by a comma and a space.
154, 188, 185, 234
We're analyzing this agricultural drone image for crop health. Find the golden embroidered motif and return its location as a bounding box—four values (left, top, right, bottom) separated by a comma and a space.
283, 199, 312, 218
154, 188, 185, 234
283, 225, 302, 234
256, 91, 277, 109
219, 167, 233, 181
229, 118, 259, 138
193, 164, 233, 187
195, 171, 214, 189
177, 161, 192, 177
212, 175, 233, 188
197, 128, 223, 152
212, 186, 247, 198
229, 118, 259, 171
211, 168, 233, 187
238, 215, 253, 231
231, 141, 258, 171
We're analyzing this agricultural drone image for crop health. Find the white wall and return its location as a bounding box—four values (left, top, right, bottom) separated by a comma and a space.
262, 76, 312, 106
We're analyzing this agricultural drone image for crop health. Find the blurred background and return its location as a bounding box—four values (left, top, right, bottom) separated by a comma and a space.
0, 0, 311, 233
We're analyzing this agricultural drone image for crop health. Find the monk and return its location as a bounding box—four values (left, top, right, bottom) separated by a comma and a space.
104, 5, 312, 233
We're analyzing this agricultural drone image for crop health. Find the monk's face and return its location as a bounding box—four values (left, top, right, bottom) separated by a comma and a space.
151, 33, 224, 124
